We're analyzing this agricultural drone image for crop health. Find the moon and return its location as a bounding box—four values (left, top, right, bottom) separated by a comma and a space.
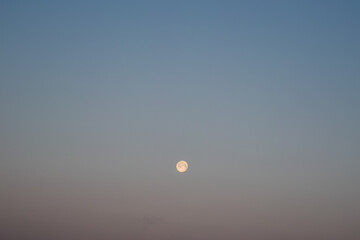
176, 160, 188, 173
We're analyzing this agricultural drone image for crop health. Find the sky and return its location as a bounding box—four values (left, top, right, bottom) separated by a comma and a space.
1, 1, 360, 239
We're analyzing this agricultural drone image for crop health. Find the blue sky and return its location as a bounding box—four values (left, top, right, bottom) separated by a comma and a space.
1, 1, 360, 239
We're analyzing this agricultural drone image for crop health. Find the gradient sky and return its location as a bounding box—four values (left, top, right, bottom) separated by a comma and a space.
1, 1, 360, 239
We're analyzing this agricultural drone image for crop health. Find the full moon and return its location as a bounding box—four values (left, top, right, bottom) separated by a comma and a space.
176, 160, 188, 173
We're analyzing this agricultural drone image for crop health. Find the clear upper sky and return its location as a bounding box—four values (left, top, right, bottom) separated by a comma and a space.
1, 1, 360, 239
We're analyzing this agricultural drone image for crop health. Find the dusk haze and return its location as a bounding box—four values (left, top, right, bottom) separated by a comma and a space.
1, 1, 359, 239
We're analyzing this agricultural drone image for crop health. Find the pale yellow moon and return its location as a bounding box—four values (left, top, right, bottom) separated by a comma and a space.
176, 160, 188, 173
